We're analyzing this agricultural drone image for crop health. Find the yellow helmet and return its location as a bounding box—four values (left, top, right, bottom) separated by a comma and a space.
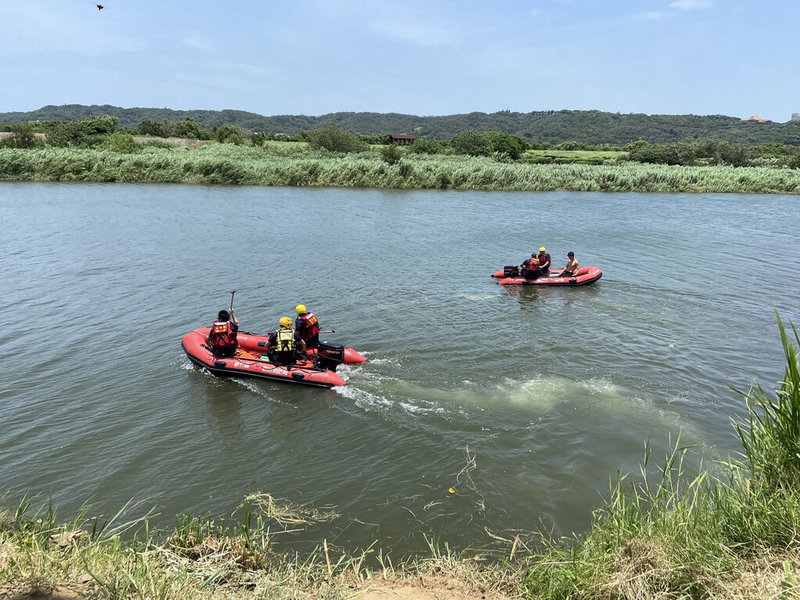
295, 304, 306, 315
279, 316, 292, 328
539, 247, 546, 252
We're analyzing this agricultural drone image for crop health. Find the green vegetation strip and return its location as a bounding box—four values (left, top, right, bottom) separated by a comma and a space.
2, 145, 800, 193
2, 314, 800, 599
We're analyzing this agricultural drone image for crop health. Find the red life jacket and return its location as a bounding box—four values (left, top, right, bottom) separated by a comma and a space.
537, 253, 551, 270
296, 312, 320, 340
522, 258, 539, 270
209, 321, 237, 349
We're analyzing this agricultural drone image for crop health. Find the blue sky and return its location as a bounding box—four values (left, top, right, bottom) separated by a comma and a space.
1, 0, 797, 121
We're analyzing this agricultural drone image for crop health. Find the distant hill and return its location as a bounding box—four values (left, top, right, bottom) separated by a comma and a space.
2, 104, 799, 145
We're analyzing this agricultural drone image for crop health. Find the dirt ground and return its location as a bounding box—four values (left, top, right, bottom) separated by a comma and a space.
347, 574, 516, 600
0, 575, 518, 600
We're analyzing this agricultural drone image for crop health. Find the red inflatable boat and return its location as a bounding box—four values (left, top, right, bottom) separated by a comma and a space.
492, 265, 603, 286
182, 328, 348, 388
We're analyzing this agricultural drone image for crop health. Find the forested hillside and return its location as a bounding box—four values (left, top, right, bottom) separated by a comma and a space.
2, 104, 799, 145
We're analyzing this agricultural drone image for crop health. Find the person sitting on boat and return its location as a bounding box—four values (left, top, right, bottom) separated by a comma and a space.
537, 247, 551, 276
295, 304, 321, 349
560, 251, 580, 277
520, 253, 540, 280
266, 317, 307, 367
207, 309, 239, 357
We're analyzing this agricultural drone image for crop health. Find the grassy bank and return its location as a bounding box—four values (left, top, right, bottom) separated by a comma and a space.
2, 315, 800, 599
0, 494, 522, 600
1, 144, 800, 193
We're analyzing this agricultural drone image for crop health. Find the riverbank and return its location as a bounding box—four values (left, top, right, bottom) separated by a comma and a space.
1, 144, 799, 193
3, 318, 799, 600
0, 495, 522, 600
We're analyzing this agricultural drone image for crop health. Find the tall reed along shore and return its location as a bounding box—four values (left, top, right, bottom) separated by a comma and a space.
2, 144, 800, 193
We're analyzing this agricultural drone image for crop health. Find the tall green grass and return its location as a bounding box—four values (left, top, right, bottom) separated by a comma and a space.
1, 144, 799, 193
736, 315, 800, 491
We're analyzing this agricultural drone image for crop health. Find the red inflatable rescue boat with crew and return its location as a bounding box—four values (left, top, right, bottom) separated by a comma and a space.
182, 328, 365, 388
492, 265, 603, 286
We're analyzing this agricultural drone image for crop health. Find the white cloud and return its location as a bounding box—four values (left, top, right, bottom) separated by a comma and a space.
370, 20, 453, 48
670, 0, 713, 10
644, 11, 673, 19
182, 34, 217, 54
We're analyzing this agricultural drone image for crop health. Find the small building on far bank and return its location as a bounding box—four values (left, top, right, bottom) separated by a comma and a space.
740, 115, 773, 123
792, 113, 800, 121
388, 134, 417, 145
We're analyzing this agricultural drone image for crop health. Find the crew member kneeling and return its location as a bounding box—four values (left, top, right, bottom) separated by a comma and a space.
207, 309, 239, 357
520, 254, 540, 280
267, 317, 307, 367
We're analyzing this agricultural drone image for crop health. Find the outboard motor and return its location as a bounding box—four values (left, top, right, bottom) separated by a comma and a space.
315, 341, 345, 372
503, 265, 520, 277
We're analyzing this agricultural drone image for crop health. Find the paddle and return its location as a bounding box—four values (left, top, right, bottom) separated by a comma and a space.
229, 290, 236, 313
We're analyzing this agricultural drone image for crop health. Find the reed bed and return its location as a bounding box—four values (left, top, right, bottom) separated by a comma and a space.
1, 145, 799, 193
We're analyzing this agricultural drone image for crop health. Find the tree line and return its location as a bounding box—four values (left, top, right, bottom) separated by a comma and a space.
2, 104, 800, 146
2, 116, 799, 168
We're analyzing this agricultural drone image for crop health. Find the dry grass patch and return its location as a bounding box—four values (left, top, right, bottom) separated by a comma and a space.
713, 549, 800, 600
245, 491, 339, 527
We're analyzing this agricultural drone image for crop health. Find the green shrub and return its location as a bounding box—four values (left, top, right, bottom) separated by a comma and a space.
138, 119, 165, 137
451, 130, 492, 156
215, 125, 244, 145
303, 125, 369, 153
408, 139, 445, 155
103, 132, 139, 154
485, 132, 528, 159
380, 144, 402, 165
250, 132, 270, 147
173, 118, 206, 139
0, 124, 39, 149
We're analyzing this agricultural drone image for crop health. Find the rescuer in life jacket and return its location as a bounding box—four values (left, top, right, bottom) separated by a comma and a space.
536, 247, 551, 276
207, 309, 239, 357
294, 304, 321, 349
266, 317, 307, 367
520, 253, 540, 280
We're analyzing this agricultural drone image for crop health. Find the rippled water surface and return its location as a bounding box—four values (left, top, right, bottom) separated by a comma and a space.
1, 183, 798, 554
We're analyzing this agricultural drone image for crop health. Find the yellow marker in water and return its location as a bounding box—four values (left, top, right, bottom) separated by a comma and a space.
669, 344, 674, 348
448, 487, 456, 494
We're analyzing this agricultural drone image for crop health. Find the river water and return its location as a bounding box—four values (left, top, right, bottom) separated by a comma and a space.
1, 183, 798, 555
